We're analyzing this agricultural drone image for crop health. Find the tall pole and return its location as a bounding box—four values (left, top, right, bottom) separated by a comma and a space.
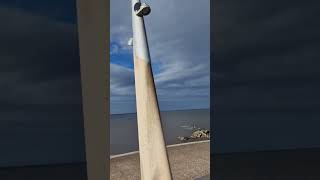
130, 0, 173, 179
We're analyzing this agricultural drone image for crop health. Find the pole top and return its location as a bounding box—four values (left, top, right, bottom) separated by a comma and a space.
134, 2, 151, 16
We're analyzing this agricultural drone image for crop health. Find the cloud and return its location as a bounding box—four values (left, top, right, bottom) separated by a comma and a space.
110, 0, 210, 113
110, 63, 135, 97
110, 63, 137, 114
110, 44, 119, 55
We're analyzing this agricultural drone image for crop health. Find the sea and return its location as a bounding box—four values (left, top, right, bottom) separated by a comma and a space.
0, 109, 209, 167
110, 109, 210, 155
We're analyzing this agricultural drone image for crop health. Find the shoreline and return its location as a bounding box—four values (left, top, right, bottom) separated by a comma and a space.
111, 108, 209, 115
110, 140, 210, 159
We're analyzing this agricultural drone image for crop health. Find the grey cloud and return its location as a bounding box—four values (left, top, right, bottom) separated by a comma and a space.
110, 0, 210, 113
110, 63, 135, 96
110, 64, 137, 113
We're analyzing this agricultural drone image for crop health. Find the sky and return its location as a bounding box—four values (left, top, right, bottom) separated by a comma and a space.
0, 0, 209, 166
110, 0, 210, 114
1, 0, 320, 167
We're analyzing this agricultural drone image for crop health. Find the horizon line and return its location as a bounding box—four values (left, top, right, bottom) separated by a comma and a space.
110, 107, 210, 115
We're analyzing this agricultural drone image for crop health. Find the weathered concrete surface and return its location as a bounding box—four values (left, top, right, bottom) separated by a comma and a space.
133, 56, 172, 180
110, 141, 210, 180
194, 175, 210, 180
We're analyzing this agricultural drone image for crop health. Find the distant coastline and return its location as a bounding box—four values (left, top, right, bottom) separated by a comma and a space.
110, 108, 210, 115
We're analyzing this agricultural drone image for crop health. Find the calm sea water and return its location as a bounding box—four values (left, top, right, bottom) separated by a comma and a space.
0, 109, 209, 167
110, 109, 210, 155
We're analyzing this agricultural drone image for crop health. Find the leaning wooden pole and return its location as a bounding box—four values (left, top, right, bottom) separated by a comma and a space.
130, 0, 173, 179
